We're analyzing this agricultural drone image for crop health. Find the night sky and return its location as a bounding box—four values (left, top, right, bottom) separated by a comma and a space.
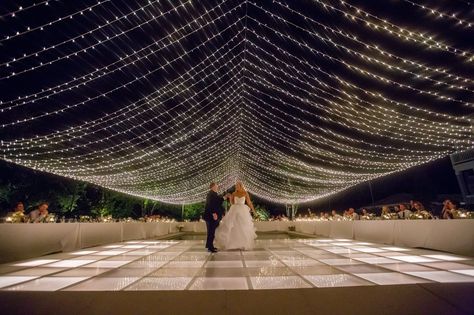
0, 0, 473, 205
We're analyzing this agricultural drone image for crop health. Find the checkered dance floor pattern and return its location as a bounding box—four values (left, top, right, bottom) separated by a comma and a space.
1, 238, 474, 291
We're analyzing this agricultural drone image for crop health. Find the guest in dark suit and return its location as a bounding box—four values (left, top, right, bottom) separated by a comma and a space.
204, 182, 228, 252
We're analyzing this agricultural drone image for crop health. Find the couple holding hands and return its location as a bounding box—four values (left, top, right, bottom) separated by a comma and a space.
204, 181, 256, 252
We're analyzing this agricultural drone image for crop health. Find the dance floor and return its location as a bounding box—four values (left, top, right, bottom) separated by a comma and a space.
1, 237, 474, 292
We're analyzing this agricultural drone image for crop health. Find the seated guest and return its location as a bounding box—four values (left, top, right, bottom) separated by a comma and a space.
360, 208, 373, 219
12, 202, 25, 214
347, 208, 359, 220
442, 199, 454, 219
409, 200, 416, 211
397, 204, 412, 219
7, 202, 26, 223
413, 201, 434, 219
442, 199, 463, 219
331, 210, 342, 220
29, 202, 49, 223
413, 201, 425, 213
381, 206, 391, 216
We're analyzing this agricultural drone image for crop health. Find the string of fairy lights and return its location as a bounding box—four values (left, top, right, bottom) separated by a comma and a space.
0, 0, 472, 204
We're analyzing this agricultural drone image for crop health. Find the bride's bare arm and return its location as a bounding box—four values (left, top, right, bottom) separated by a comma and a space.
245, 192, 256, 214
230, 192, 235, 205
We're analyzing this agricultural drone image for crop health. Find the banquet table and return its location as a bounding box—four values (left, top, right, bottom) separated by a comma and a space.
0, 222, 179, 263
0, 220, 473, 263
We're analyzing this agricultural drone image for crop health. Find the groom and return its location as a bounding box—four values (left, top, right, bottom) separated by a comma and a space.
204, 182, 228, 253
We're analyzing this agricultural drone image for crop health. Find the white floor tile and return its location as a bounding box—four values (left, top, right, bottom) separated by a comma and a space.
354, 272, 430, 285
123, 250, 156, 256
244, 260, 284, 267
353, 257, 400, 265
190, 277, 248, 290
13, 259, 59, 267
6, 277, 89, 291
69, 250, 99, 255
122, 245, 147, 249
352, 247, 386, 253
53, 268, 112, 277
450, 269, 474, 277
304, 274, 373, 287
380, 247, 410, 252
126, 277, 192, 290
64, 277, 139, 291
250, 276, 311, 289
205, 261, 243, 268
421, 262, 474, 270
45, 260, 96, 268
422, 254, 467, 261
405, 271, 474, 283
380, 263, 436, 272
82, 261, 130, 268
318, 258, 362, 266
0, 276, 39, 289
5, 268, 66, 277
94, 250, 129, 256
166, 261, 205, 268
281, 259, 323, 267
388, 256, 439, 263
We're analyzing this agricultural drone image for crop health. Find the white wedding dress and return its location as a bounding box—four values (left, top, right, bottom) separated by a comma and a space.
215, 196, 257, 250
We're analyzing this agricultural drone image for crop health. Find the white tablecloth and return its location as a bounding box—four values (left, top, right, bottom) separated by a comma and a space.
0, 222, 178, 263
1, 220, 473, 263
353, 221, 396, 244
298, 220, 474, 256
0, 223, 80, 263
392, 220, 474, 256
254, 221, 289, 232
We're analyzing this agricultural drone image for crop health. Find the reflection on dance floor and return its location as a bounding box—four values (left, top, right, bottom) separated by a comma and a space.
1, 238, 473, 291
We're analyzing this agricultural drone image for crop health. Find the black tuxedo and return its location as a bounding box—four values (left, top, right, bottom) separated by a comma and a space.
204, 190, 225, 249
204, 191, 225, 221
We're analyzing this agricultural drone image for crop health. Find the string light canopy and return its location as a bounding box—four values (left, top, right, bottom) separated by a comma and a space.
0, 0, 472, 204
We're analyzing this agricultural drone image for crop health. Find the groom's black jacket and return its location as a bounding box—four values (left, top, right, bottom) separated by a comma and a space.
204, 191, 224, 221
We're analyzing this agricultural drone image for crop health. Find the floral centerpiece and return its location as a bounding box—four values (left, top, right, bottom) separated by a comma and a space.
382, 213, 398, 220
79, 215, 91, 222
5, 212, 25, 223
101, 215, 113, 222
453, 210, 473, 219
361, 213, 376, 220
45, 214, 57, 223
409, 211, 433, 220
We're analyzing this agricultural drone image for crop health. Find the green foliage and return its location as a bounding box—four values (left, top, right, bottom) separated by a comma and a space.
0, 161, 225, 221
56, 183, 86, 214
0, 161, 178, 219
0, 183, 13, 205
254, 204, 270, 221
89, 189, 142, 219
183, 202, 204, 221
150, 202, 182, 218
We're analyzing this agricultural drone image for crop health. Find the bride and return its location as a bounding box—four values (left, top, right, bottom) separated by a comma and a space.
215, 181, 257, 250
